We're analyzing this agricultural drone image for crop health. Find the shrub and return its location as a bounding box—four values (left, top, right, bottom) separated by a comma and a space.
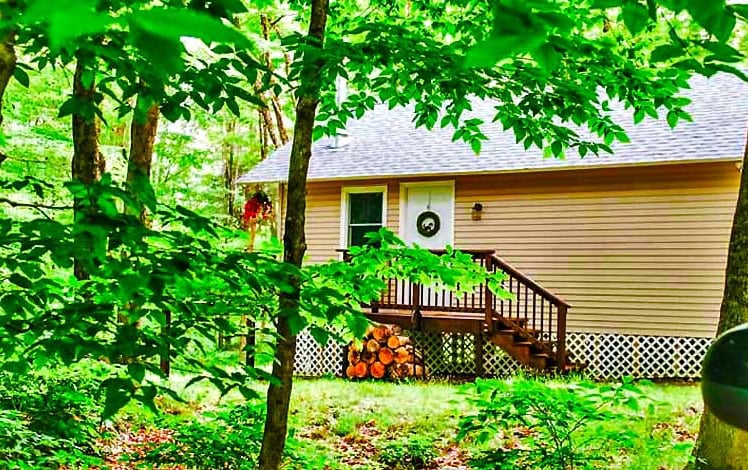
458, 378, 650, 470
378, 436, 439, 469
0, 367, 106, 468
138, 402, 266, 469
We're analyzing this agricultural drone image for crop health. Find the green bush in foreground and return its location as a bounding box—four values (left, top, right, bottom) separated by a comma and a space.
137, 402, 266, 469
377, 436, 439, 469
0, 368, 106, 468
458, 378, 651, 470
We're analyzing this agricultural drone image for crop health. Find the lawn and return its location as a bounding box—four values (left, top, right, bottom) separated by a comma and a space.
122, 376, 702, 469
1, 364, 701, 469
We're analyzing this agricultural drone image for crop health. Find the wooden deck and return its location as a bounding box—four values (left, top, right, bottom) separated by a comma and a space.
344, 249, 576, 372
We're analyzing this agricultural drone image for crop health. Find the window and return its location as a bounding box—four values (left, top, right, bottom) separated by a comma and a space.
343, 188, 385, 247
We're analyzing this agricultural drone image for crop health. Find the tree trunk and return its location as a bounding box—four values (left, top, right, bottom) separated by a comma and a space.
692, 133, 748, 469
257, 0, 329, 468
222, 117, 237, 220
0, 31, 16, 127
71, 57, 105, 280
259, 14, 289, 146
126, 99, 159, 225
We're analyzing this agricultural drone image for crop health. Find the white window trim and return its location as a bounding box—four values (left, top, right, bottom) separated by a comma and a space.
398, 180, 456, 246
339, 185, 388, 249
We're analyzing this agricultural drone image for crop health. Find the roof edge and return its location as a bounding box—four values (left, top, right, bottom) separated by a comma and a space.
237, 155, 742, 185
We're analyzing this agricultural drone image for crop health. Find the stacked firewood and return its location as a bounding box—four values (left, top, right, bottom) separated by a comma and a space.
345, 324, 424, 380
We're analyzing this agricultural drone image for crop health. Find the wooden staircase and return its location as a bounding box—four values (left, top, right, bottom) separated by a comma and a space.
343, 249, 580, 374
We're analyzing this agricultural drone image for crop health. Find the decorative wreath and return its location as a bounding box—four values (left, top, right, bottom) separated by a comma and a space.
416, 210, 441, 238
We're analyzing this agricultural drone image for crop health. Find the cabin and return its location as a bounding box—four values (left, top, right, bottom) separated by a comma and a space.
239, 73, 748, 379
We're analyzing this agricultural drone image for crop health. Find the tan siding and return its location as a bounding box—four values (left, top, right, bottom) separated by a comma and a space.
288, 179, 400, 264
292, 162, 738, 338
453, 162, 739, 337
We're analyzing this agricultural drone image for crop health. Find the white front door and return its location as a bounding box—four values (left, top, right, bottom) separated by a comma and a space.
401, 182, 454, 249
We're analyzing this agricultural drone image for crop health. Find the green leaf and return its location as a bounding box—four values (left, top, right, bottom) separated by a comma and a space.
622, 2, 650, 36
130, 8, 249, 48
25, 0, 112, 51
464, 31, 546, 69
102, 378, 134, 420
701, 41, 742, 62
732, 4, 748, 21
666, 110, 678, 128
12, 67, 29, 88
551, 141, 564, 158
650, 44, 684, 63
345, 313, 371, 338
591, 0, 621, 7
687, 0, 735, 42
533, 43, 561, 74
286, 313, 308, 336
127, 363, 146, 383
470, 139, 482, 155
8, 273, 32, 289
136, 386, 159, 415
130, 28, 186, 76
309, 326, 330, 346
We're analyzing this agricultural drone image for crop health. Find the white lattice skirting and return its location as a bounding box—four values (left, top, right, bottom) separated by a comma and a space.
293, 330, 712, 380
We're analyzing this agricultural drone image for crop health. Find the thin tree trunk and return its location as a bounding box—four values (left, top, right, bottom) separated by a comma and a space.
261, 13, 289, 145
0, 31, 16, 128
257, 95, 280, 148
126, 99, 159, 225
0, 1, 16, 129
222, 117, 237, 220
257, 0, 329, 468
71, 57, 105, 280
271, 97, 289, 145
259, 110, 267, 161
692, 132, 748, 469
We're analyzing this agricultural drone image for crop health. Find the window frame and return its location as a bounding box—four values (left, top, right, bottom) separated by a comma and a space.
340, 185, 388, 248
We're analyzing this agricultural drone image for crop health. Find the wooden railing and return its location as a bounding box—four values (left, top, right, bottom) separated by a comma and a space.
340, 248, 571, 366
487, 254, 570, 366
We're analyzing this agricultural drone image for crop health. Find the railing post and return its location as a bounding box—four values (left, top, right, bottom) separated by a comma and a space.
556, 304, 567, 368
484, 254, 494, 332
411, 281, 420, 310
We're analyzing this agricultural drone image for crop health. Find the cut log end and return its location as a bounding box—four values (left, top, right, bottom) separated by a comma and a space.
370, 361, 386, 379
379, 347, 394, 365
387, 335, 410, 349
354, 361, 369, 379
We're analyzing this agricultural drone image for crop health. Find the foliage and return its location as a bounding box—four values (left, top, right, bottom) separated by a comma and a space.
0, 175, 287, 416
138, 402, 267, 469
458, 377, 652, 469
298, 228, 510, 343
310, 0, 747, 160
0, 0, 746, 467
0, 171, 508, 419
280, 378, 699, 469
0, 366, 107, 469
377, 436, 439, 469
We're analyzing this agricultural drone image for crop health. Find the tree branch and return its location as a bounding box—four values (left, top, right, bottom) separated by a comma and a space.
0, 198, 72, 211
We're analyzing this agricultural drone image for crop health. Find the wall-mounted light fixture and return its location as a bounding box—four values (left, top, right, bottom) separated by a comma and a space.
471, 202, 483, 221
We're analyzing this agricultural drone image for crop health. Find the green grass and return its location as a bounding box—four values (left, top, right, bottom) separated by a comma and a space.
123, 376, 703, 469
282, 378, 702, 469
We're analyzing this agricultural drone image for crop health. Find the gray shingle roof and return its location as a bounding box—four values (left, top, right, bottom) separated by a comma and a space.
238, 73, 747, 183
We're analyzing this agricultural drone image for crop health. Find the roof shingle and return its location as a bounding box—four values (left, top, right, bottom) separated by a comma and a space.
238, 73, 748, 183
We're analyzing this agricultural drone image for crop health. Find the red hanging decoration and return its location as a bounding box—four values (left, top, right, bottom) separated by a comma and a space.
243, 190, 273, 226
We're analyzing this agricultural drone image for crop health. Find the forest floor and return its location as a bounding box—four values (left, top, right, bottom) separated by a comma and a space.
112, 376, 702, 470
